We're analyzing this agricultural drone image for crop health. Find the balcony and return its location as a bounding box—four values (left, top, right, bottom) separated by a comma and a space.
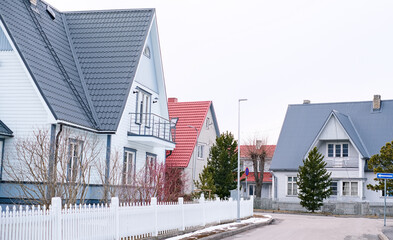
325, 157, 358, 168
128, 112, 176, 150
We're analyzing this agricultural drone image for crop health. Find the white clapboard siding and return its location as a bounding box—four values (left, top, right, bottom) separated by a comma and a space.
0, 50, 53, 180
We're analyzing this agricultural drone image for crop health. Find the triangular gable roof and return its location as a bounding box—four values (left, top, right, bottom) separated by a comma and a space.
305, 110, 369, 159
271, 100, 393, 171
0, 0, 154, 131
0, 120, 13, 137
166, 99, 220, 168
333, 111, 369, 157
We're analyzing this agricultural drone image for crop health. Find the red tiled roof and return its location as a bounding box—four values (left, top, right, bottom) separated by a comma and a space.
240, 145, 276, 158
240, 172, 272, 183
166, 99, 213, 168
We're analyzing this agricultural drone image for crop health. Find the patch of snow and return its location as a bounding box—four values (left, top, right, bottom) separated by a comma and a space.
167, 215, 272, 240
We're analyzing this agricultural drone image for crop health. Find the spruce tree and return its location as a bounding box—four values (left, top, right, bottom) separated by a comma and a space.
208, 132, 238, 199
297, 147, 332, 212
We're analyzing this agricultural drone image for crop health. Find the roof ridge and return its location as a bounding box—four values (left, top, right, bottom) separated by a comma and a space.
64, 8, 155, 14
290, 99, 393, 107
62, 14, 101, 129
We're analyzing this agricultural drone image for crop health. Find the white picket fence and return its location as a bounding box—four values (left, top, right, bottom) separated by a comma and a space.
0, 195, 254, 240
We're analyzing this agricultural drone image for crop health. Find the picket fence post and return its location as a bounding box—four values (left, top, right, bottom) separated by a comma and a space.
249, 196, 254, 216
51, 197, 62, 240
178, 197, 185, 231
151, 197, 158, 237
199, 193, 205, 227
111, 197, 120, 240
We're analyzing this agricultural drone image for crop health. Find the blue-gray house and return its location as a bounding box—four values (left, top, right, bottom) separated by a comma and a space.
0, 0, 175, 203
270, 95, 393, 202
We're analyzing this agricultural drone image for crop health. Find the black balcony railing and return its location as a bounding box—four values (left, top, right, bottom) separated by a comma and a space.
129, 113, 176, 142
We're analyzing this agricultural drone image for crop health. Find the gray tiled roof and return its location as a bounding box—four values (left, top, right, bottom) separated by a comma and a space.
270, 100, 393, 171
0, 0, 154, 131
0, 120, 13, 136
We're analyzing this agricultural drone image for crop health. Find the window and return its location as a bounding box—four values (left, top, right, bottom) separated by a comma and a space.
249, 185, 254, 196
206, 117, 211, 129
335, 144, 341, 157
143, 46, 151, 58
123, 148, 136, 185
342, 181, 358, 196
342, 144, 348, 157
197, 145, 204, 159
68, 139, 83, 182
287, 176, 298, 196
328, 144, 334, 157
382, 189, 393, 197
136, 89, 151, 126
146, 153, 157, 183
330, 181, 338, 196
327, 143, 349, 158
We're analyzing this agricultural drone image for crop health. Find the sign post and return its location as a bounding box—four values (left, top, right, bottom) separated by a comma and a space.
377, 173, 393, 227
245, 167, 249, 198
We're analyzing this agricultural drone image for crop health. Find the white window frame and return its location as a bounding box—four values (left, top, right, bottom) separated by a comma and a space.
135, 89, 151, 126
123, 149, 136, 185
145, 153, 157, 183
197, 144, 204, 159
68, 139, 83, 182
287, 176, 298, 196
327, 143, 349, 158
342, 181, 358, 196
330, 181, 338, 196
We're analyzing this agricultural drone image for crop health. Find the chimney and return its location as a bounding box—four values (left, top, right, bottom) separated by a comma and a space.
303, 100, 311, 104
256, 140, 262, 149
373, 95, 381, 110
30, 0, 38, 6
168, 98, 178, 103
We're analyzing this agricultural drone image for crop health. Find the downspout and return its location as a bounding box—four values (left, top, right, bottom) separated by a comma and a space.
51, 124, 63, 199
104, 135, 111, 202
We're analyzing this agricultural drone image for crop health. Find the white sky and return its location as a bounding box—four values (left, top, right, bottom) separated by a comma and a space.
46, 0, 393, 144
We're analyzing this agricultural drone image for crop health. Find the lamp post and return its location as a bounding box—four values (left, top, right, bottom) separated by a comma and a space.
237, 98, 247, 222
187, 125, 198, 192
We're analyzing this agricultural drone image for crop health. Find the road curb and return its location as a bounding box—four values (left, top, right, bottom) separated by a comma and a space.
379, 233, 390, 240
199, 218, 274, 240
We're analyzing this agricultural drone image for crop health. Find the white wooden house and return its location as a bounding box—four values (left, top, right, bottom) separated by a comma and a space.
270, 96, 393, 203
0, 0, 175, 203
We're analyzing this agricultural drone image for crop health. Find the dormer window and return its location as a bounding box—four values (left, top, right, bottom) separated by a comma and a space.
143, 46, 151, 59
327, 143, 349, 158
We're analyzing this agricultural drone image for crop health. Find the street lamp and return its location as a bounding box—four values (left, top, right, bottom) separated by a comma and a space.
237, 98, 247, 222
187, 125, 198, 192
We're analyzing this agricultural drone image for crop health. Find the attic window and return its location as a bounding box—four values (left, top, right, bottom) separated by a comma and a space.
46, 5, 56, 20
143, 46, 151, 59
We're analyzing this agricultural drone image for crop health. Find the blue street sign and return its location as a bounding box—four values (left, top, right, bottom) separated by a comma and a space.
245, 167, 249, 176
377, 173, 393, 179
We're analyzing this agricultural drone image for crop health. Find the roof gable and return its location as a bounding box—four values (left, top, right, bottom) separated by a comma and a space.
0, 120, 13, 137
166, 100, 219, 168
271, 100, 393, 171
0, 0, 154, 131
306, 111, 369, 159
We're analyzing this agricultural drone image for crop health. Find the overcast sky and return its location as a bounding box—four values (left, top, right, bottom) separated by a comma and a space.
46, 0, 393, 144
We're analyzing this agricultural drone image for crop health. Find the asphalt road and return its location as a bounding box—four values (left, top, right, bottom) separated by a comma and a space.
222, 213, 386, 240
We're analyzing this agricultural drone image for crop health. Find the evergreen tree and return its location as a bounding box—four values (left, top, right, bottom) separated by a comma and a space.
367, 141, 393, 195
297, 147, 332, 212
207, 132, 238, 199
194, 164, 216, 199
